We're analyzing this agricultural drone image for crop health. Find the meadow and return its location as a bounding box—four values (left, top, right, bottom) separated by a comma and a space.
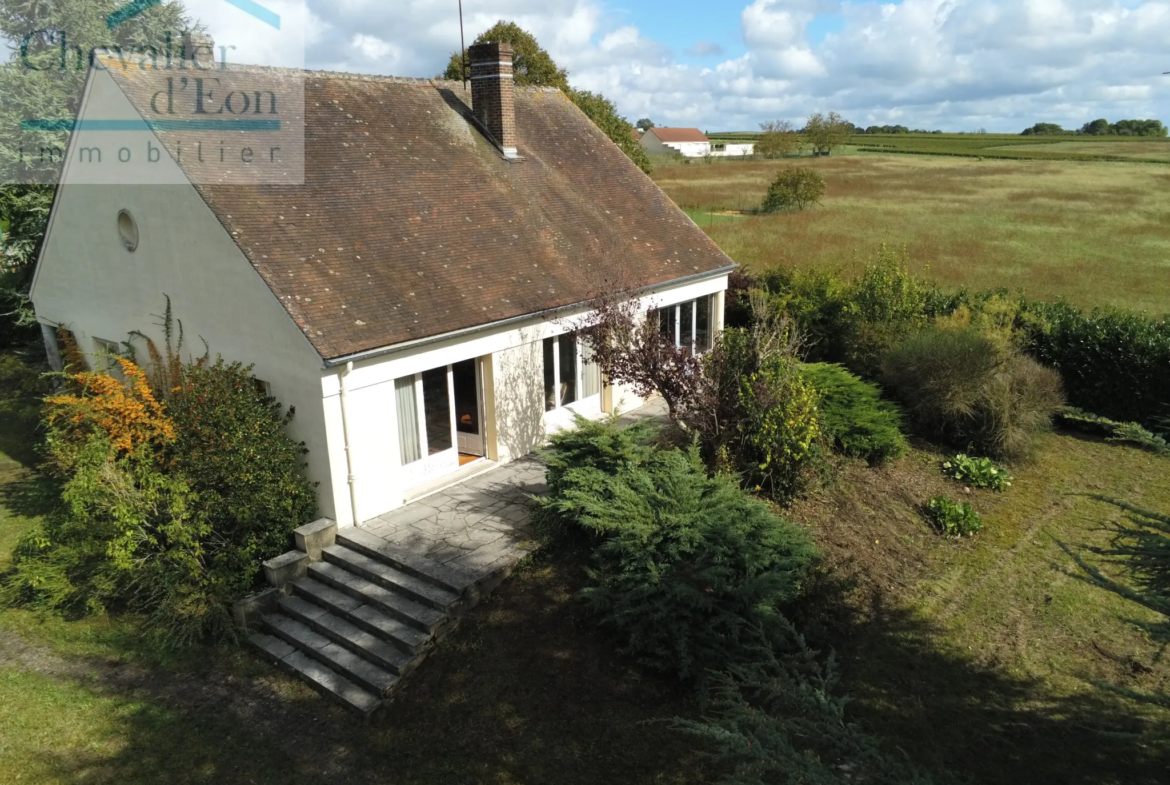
654, 151, 1170, 314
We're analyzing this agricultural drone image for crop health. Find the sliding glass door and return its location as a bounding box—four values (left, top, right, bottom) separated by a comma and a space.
395, 364, 459, 489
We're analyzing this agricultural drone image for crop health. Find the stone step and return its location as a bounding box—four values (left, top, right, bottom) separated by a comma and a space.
292, 578, 431, 655
278, 595, 418, 676
339, 527, 477, 597
248, 632, 382, 716
261, 614, 400, 697
307, 561, 449, 634
323, 544, 462, 611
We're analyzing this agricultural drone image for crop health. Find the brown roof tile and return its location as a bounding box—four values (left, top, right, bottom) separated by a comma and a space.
102, 66, 734, 360
648, 127, 709, 143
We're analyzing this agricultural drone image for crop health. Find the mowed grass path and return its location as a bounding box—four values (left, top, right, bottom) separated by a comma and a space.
654, 154, 1170, 315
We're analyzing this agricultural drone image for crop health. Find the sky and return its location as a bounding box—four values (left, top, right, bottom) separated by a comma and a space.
26, 0, 1170, 132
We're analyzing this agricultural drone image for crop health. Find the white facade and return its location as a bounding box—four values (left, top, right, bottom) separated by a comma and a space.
639, 130, 712, 158
712, 143, 755, 157
31, 68, 732, 530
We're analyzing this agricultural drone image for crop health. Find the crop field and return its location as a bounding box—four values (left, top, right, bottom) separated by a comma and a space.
707, 131, 1170, 163
652, 152, 1170, 314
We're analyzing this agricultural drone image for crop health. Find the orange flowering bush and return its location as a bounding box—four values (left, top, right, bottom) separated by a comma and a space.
44, 357, 175, 472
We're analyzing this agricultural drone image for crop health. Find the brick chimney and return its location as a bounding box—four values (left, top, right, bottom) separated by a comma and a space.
182, 31, 216, 70
468, 42, 519, 159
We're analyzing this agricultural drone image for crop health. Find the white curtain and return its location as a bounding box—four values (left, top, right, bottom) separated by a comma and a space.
581, 341, 601, 398
395, 376, 422, 464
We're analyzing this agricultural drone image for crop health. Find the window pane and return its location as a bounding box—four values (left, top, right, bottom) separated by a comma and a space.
543, 337, 557, 411
695, 295, 711, 352
421, 367, 452, 454
559, 333, 578, 405
453, 359, 479, 435
395, 376, 422, 465
680, 299, 694, 353
581, 340, 601, 398
659, 306, 676, 346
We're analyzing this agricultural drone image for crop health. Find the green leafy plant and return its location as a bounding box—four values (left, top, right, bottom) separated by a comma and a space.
927, 496, 983, 537
800, 362, 908, 464
942, 453, 1012, 491
535, 417, 819, 682
1054, 407, 1169, 456
761, 166, 826, 212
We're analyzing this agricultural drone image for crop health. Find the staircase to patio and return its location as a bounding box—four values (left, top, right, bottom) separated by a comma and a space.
244, 456, 548, 717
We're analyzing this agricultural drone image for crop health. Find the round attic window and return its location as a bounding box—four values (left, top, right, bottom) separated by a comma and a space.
117, 210, 139, 252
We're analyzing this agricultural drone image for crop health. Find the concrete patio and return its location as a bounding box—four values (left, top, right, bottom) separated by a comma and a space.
359, 398, 669, 585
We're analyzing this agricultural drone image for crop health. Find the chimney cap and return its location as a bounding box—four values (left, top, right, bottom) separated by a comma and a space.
468, 41, 514, 57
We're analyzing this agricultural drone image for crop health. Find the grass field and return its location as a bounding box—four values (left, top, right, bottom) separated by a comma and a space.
653, 153, 1170, 314
707, 131, 1170, 163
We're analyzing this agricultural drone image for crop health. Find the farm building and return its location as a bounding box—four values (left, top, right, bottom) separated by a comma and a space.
639, 127, 713, 157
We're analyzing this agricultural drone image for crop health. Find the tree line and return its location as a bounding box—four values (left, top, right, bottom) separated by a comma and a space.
1022, 118, 1168, 137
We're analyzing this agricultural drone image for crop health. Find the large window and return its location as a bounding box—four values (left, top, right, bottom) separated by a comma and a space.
396, 365, 455, 465
656, 295, 713, 354
544, 331, 600, 412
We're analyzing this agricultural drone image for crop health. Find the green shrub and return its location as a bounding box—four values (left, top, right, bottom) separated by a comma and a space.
1023, 301, 1170, 429
535, 419, 819, 681
881, 327, 1064, 460
761, 167, 826, 212
4, 437, 219, 644
1054, 407, 1169, 456
800, 362, 908, 464
676, 650, 939, 785
165, 358, 317, 603
942, 453, 1012, 491
685, 327, 822, 502
4, 352, 316, 647
927, 496, 983, 537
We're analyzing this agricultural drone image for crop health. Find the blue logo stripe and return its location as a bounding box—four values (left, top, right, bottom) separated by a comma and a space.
107, 0, 162, 30
224, 0, 281, 30
109, 0, 281, 30
22, 119, 282, 132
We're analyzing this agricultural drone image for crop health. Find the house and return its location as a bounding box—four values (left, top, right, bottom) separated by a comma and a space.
638, 127, 712, 157
30, 41, 736, 530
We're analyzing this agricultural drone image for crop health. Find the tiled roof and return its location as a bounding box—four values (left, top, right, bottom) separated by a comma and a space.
648, 127, 710, 143
101, 66, 734, 360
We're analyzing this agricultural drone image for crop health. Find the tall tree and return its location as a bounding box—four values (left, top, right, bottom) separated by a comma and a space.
442, 20, 651, 174
635, 118, 654, 132
756, 120, 801, 159
804, 111, 851, 155
0, 0, 190, 349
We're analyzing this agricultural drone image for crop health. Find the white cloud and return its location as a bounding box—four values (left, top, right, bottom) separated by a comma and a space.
177, 0, 1170, 132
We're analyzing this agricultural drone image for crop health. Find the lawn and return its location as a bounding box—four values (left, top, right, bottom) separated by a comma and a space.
653, 153, 1170, 315
791, 434, 1170, 784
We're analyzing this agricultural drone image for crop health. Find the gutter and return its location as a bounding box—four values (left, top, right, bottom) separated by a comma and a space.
322, 264, 738, 368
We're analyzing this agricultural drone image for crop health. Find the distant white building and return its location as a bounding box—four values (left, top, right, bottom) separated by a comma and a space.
712, 143, 755, 157
639, 127, 712, 157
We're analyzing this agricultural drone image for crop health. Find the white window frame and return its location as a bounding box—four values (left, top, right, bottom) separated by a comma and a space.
658, 295, 714, 354
93, 337, 124, 378
544, 332, 602, 422
397, 365, 459, 488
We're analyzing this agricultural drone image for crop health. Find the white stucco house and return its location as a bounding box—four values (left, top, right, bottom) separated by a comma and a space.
638, 127, 713, 157
30, 43, 735, 531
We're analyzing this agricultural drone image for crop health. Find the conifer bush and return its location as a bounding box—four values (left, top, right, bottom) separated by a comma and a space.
535, 418, 819, 681
800, 362, 908, 464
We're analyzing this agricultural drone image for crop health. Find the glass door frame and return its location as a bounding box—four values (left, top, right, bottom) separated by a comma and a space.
398, 364, 460, 491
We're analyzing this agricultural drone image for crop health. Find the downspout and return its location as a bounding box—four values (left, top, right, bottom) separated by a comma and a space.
339, 362, 360, 526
